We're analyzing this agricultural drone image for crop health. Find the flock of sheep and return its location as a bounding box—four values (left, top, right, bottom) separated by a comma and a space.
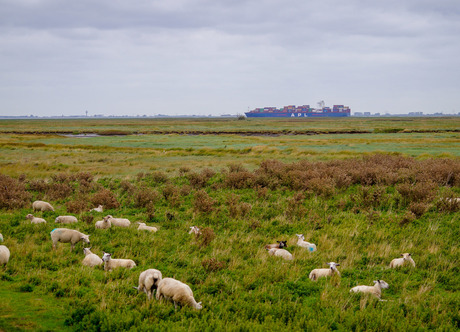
0, 199, 419, 310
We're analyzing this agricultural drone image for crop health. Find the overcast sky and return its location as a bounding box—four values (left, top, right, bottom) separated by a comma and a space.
1, 0, 459, 116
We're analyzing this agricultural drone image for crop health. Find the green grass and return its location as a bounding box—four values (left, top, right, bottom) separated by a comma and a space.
0, 118, 459, 331
0, 282, 69, 331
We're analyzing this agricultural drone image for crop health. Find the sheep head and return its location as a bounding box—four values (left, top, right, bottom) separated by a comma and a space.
277, 241, 287, 248
81, 234, 90, 244
102, 252, 112, 262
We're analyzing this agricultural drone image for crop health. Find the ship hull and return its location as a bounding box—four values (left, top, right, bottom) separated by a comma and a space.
245, 112, 350, 118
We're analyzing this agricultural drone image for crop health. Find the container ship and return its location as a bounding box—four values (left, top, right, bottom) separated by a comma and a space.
245, 101, 351, 118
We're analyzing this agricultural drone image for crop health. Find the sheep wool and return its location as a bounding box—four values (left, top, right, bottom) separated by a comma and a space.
104, 215, 130, 228
95, 217, 112, 229
91, 205, 104, 212
156, 278, 202, 310
102, 252, 136, 271
82, 248, 103, 267
134, 269, 163, 300
0, 233, 3, 242
50, 228, 90, 251
0, 245, 10, 265
267, 248, 293, 260
55, 216, 78, 224
32, 200, 54, 212
296, 234, 317, 252
137, 222, 158, 232
390, 253, 416, 268
309, 262, 341, 281
350, 280, 389, 299
26, 214, 46, 224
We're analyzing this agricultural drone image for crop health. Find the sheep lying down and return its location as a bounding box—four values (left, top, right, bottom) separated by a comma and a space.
0, 245, 10, 265
102, 252, 136, 271
156, 278, 202, 310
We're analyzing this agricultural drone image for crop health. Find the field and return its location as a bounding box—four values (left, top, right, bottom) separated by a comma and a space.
0, 117, 459, 331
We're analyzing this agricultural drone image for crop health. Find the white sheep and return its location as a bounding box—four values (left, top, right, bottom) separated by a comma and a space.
137, 222, 158, 233
267, 248, 293, 261
156, 278, 202, 310
350, 280, 389, 300
55, 215, 78, 224
0, 245, 10, 265
295, 234, 317, 252
102, 252, 136, 271
189, 226, 201, 235
390, 253, 415, 268
134, 269, 163, 300
82, 247, 103, 267
26, 214, 46, 224
50, 228, 90, 251
309, 262, 341, 281
0, 233, 2, 242
95, 216, 112, 229
104, 215, 130, 228
91, 205, 104, 212
265, 240, 288, 250
32, 200, 54, 212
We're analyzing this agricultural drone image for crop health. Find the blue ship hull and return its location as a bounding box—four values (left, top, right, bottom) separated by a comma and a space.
245, 112, 350, 118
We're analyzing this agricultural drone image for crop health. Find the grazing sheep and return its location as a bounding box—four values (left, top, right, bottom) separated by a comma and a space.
50, 228, 90, 251
95, 216, 112, 229
104, 215, 130, 228
91, 205, 104, 212
309, 262, 341, 281
265, 240, 288, 250
156, 278, 202, 310
350, 280, 389, 299
55, 215, 78, 224
137, 222, 158, 233
390, 253, 416, 268
267, 248, 293, 261
134, 269, 163, 300
189, 226, 201, 235
26, 214, 46, 224
32, 200, 54, 212
82, 247, 103, 267
295, 234, 317, 252
102, 252, 136, 271
0, 245, 10, 265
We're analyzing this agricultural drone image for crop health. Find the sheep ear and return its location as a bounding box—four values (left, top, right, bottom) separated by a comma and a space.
336, 263, 340, 266
400, 254, 404, 256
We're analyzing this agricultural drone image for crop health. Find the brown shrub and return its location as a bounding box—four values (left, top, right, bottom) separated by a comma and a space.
66, 196, 88, 214
0, 174, 32, 209
409, 202, 429, 217
306, 177, 336, 197
46, 183, 73, 200
179, 166, 191, 176
224, 170, 254, 189
202, 258, 225, 272
149, 171, 169, 184
397, 182, 437, 204
180, 185, 192, 197
162, 184, 181, 207
256, 186, 269, 199
197, 227, 215, 247
194, 190, 215, 214
120, 180, 136, 194
81, 214, 94, 225
134, 187, 160, 208
188, 169, 215, 188
91, 189, 120, 209
28, 179, 49, 193
399, 211, 416, 226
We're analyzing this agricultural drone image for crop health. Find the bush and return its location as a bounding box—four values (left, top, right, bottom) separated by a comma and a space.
91, 189, 120, 209
202, 258, 226, 272
194, 190, 215, 214
134, 187, 160, 208
0, 174, 32, 209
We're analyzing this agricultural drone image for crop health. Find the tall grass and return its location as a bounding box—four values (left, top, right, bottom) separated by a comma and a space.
0, 155, 459, 330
